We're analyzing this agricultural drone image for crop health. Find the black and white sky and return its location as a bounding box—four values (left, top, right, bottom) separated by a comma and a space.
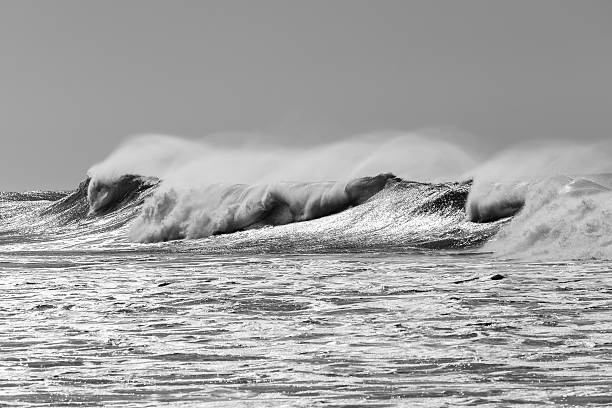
1, 0, 611, 190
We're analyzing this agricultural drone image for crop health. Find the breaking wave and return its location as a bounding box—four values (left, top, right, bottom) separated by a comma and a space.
127, 173, 398, 243
2, 134, 612, 260
0, 173, 499, 252
464, 141, 612, 260
480, 175, 612, 259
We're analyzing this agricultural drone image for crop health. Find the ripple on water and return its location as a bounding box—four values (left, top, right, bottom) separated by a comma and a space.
0, 252, 611, 406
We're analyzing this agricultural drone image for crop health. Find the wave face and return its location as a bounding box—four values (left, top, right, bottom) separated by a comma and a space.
0, 176, 157, 250
0, 173, 502, 252
192, 178, 502, 253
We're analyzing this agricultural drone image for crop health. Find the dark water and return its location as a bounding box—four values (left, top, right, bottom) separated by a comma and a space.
1, 251, 611, 407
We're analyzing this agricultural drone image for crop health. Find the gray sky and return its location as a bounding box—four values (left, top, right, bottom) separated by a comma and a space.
1, 0, 611, 190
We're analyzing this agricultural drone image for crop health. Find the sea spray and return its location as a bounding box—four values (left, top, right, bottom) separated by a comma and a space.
87, 132, 476, 186
483, 176, 612, 259
465, 140, 612, 259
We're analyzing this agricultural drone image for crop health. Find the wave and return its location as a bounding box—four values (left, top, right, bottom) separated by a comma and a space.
0, 176, 157, 249
0, 170, 503, 252
66, 133, 487, 248
463, 140, 612, 259
4, 168, 612, 259
3, 135, 612, 260
199, 178, 501, 253
480, 175, 612, 259
128, 173, 398, 243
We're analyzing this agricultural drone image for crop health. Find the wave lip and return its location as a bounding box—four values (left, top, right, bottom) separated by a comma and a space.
467, 182, 526, 223
88, 175, 159, 215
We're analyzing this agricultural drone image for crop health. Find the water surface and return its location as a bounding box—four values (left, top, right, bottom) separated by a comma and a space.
1, 251, 610, 406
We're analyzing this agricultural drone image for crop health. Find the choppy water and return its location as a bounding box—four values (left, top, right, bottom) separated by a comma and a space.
2, 250, 611, 407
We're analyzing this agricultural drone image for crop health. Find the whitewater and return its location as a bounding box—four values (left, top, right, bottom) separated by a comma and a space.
1, 133, 611, 406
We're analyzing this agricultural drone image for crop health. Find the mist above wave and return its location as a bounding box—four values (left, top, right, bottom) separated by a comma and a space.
87, 132, 475, 186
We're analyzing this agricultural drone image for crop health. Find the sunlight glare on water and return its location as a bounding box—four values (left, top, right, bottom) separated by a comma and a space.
1, 251, 610, 407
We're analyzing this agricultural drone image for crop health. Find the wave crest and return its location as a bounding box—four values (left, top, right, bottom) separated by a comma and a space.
128, 173, 398, 243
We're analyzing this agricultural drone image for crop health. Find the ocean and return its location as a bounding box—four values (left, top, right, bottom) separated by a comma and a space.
1, 168, 611, 407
